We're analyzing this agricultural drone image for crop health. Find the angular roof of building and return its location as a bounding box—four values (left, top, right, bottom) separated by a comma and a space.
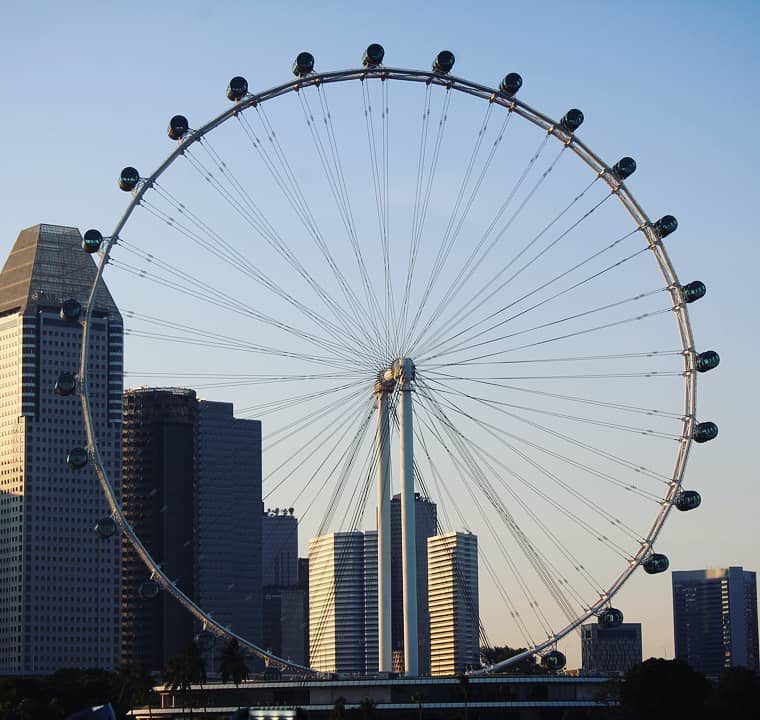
0, 224, 120, 318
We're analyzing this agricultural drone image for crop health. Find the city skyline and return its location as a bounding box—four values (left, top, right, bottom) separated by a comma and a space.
0, 0, 757, 669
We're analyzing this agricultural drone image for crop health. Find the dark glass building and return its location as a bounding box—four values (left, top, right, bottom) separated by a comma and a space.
390, 492, 437, 675
121, 391, 262, 671
121, 388, 197, 670
262, 509, 298, 586
581, 622, 642, 675
672, 567, 759, 677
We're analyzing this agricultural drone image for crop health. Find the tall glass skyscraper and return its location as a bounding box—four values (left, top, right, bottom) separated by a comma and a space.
672, 567, 759, 677
0, 225, 123, 673
390, 492, 437, 674
121, 390, 262, 670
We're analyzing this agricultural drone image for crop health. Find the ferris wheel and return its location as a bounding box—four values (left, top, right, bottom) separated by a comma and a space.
71, 45, 718, 674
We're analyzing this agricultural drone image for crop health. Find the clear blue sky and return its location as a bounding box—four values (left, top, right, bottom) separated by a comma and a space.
1, 0, 758, 666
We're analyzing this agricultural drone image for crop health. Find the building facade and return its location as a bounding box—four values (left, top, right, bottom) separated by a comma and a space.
581, 623, 642, 675
0, 225, 123, 673
195, 400, 262, 648
121, 388, 197, 670
122, 390, 262, 671
390, 492, 437, 674
262, 509, 298, 587
428, 532, 479, 676
672, 567, 759, 677
308, 531, 376, 674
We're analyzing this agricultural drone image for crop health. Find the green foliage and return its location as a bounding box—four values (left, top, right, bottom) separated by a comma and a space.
480, 645, 548, 674
219, 639, 249, 688
0, 668, 147, 720
715, 666, 760, 715
620, 658, 710, 719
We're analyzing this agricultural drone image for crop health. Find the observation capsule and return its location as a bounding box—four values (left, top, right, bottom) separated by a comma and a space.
54, 372, 77, 396
195, 630, 215, 650
82, 229, 103, 254
227, 76, 248, 101
675, 489, 702, 511
432, 50, 455, 74
67, 447, 89, 469
139, 579, 160, 600
81, 229, 102, 253
560, 108, 584, 133
168, 115, 189, 141
119, 167, 140, 192
94, 517, 117, 539
499, 72, 522, 97
363, 43, 385, 67
653, 214, 678, 238
292, 51, 315, 77
642, 553, 670, 575
693, 421, 718, 443
612, 156, 636, 181
598, 607, 624, 628
696, 350, 720, 373
60, 298, 82, 322
541, 650, 566, 671
681, 280, 706, 304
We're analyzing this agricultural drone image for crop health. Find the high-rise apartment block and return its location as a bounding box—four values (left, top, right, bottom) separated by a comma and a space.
0, 225, 123, 673
672, 567, 759, 677
428, 531, 480, 676
308, 531, 377, 674
391, 492, 437, 674
262, 509, 298, 586
121, 389, 262, 670
262, 508, 306, 666
581, 623, 642, 675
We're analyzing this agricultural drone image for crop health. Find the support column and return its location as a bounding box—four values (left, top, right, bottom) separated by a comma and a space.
375, 376, 392, 672
398, 357, 418, 676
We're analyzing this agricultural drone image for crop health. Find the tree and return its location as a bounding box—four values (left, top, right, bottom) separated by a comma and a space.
220, 639, 250, 688
329, 696, 346, 720
164, 642, 207, 718
410, 691, 425, 720
620, 658, 710, 720
715, 666, 760, 715
359, 696, 376, 720
115, 663, 155, 719
457, 673, 470, 720
480, 645, 546, 674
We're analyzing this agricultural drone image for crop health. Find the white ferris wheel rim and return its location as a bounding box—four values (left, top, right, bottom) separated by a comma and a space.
77, 63, 699, 674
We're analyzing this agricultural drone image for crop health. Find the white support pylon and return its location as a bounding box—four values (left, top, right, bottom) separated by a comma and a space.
375, 372, 393, 672
397, 357, 419, 676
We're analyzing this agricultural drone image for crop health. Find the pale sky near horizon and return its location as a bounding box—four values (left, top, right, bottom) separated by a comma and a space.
0, 0, 758, 668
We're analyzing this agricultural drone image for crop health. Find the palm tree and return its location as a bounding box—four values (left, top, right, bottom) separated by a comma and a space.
164, 642, 207, 718
116, 663, 155, 718
457, 673, 470, 720
359, 696, 376, 720
220, 639, 249, 688
410, 691, 425, 720
329, 696, 347, 720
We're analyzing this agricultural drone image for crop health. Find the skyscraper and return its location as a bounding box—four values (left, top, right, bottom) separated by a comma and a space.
581, 623, 642, 675
0, 225, 123, 673
262, 507, 305, 666
121, 388, 197, 670
308, 531, 375, 674
672, 567, 759, 677
262, 509, 298, 587
121, 390, 262, 670
391, 492, 437, 674
195, 400, 262, 648
428, 531, 479, 676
